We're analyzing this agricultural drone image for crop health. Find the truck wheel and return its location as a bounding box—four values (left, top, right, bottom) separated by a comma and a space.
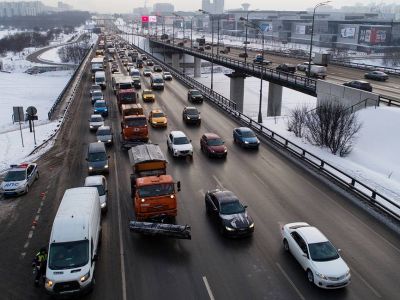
307, 269, 314, 284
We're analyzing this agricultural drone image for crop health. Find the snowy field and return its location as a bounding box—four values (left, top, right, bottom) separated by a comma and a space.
127, 32, 400, 212
38, 46, 63, 64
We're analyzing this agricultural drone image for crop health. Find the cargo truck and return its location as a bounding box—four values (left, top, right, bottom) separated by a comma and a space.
128, 144, 191, 239
117, 89, 137, 113
120, 104, 148, 149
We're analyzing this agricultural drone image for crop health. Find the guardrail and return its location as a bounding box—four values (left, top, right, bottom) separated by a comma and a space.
28, 45, 94, 157
379, 95, 400, 108
149, 38, 317, 95
47, 46, 92, 120
125, 35, 400, 222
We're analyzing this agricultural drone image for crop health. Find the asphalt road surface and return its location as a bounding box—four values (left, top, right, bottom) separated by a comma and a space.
151, 37, 400, 100
1, 44, 400, 300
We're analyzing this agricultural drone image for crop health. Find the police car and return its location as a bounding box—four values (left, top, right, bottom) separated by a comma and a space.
0, 163, 39, 196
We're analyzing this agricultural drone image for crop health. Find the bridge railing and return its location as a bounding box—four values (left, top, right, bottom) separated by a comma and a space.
128, 37, 400, 221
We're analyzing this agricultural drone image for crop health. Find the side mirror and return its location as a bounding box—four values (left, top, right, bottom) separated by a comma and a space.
190, 139, 192, 142
302, 253, 308, 258
85, 158, 88, 161
177, 181, 181, 192
243, 205, 248, 209
108, 155, 110, 158
337, 248, 342, 253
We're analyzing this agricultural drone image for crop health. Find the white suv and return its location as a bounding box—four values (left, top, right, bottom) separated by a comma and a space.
167, 131, 193, 158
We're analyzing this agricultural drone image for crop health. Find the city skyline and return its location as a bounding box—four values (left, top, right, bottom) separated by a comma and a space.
1, 0, 399, 13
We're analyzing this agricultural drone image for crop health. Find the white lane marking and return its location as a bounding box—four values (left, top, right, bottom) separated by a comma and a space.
351, 267, 382, 298
34, 215, 39, 222
37, 207, 41, 214
202, 276, 215, 300
24, 242, 29, 249
21, 252, 26, 258
28, 231, 33, 239
212, 175, 224, 189
40, 201, 44, 207
275, 263, 306, 300
253, 173, 265, 185
114, 152, 127, 300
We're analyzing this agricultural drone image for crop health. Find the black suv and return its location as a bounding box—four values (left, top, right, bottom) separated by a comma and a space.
182, 106, 201, 125
153, 65, 162, 72
187, 89, 203, 103
343, 80, 373, 92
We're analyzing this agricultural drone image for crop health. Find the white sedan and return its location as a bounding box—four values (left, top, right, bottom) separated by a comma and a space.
167, 131, 193, 158
281, 222, 351, 289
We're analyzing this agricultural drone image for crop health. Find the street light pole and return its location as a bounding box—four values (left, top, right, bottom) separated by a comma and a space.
244, 11, 249, 63
258, 31, 264, 124
211, 15, 214, 91
307, 1, 331, 77
217, 16, 220, 56
172, 17, 175, 45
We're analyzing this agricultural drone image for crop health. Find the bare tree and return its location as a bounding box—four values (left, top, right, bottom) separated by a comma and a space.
287, 105, 309, 138
304, 101, 362, 156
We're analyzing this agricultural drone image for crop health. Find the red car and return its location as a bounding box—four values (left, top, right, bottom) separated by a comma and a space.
200, 133, 227, 158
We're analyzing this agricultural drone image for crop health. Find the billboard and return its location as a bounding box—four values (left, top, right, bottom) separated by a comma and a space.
359, 26, 390, 45
295, 24, 312, 35
259, 23, 272, 32
141, 15, 149, 23
340, 27, 356, 38
149, 15, 157, 23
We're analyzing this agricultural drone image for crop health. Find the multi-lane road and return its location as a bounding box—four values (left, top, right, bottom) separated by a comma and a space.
147, 35, 400, 100
1, 41, 400, 300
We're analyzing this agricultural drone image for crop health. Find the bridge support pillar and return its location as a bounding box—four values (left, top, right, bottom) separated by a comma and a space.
267, 82, 283, 116
171, 53, 180, 69
194, 57, 201, 78
226, 72, 246, 113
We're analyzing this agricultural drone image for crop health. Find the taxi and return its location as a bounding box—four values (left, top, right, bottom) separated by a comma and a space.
148, 109, 168, 127
142, 89, 155, 102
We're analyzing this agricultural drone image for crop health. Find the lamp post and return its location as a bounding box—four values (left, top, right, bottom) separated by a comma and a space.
241, 18, 266, 123
199, 9, 215, 91
241, 10, 259, 63
307, 1, 331, 77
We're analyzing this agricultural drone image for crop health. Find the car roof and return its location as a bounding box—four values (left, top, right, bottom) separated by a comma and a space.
203, 132, 221, 139
88, 142, 106, 152
84, 175, 105, 186
151, 109, 163, 113
185, 106, 197, 110
212, 190, 238, 203
189, 89, 199, 92
97, 125, 110, 131
143, 89, 153, 92
297, 226, 328, 244
90, 114, 103, 119
171, 130, 186, 138
353, 80, 369, 84
95, 100, 106, 103
236, 127, 252, 132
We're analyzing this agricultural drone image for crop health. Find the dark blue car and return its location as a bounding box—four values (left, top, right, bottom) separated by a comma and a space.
233, 127, 260, 149
94, 100, 108, 117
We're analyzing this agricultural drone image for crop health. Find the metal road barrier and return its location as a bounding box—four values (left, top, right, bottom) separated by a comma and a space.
149, 38, 317, 96
126, 37, 400, 221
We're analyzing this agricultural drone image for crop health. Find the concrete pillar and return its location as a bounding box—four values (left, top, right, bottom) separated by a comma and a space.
267, 82, 283, 117
194, 57, 201, 78
226, 72, 246, 113
171, 53, 180, 69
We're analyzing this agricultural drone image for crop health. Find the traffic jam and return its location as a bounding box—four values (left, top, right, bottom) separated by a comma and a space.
0, 33, 352, 296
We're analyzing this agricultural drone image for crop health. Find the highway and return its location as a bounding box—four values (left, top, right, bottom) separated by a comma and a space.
1, 40, 400, 300
149, 36, 400, 100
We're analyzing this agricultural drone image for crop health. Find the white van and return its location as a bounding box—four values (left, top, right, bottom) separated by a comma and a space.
45, 187, 101, 296
95, 71, 106, 89
306, 65, 327, 79
129, 68, 140, 78
150, 73, 164, 90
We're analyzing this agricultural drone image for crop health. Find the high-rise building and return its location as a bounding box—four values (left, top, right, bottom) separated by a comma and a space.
153, 3, 174, 14
0, 1, 48, 18
202, 0, 224, 14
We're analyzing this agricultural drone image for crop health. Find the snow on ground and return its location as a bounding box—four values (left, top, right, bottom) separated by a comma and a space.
38, 46, 63, 64
128, 32, 400, 212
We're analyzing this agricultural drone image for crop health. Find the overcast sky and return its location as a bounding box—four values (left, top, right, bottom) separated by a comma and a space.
12, 0, 396, 13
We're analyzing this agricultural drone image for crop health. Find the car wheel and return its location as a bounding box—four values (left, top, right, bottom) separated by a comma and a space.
36, 171, 39, 180
25, 185, 29, 194
283, 239, 289, 252
233, 137, 237, 143
307, 269, 314, 284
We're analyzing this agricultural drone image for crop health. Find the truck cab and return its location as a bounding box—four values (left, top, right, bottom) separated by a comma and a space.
121, 104, 148, 148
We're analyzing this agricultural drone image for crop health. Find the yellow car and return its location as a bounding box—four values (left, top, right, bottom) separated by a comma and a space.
148, 109, 167, 127
142, 89, 155, 102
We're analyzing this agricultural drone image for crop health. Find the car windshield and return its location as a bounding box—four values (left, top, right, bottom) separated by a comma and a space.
144, 68, 151, 72
241, 130, 255, 138
97, 128, 111, 136
121, 94, 134, 101
220, 200, 245, 215
153, 78, 163, 83
173, 136, 189, 145
191, 90, 201, 96
164, 72, 171, 76
186, 109, 198, 115
207, 138, 224, 146
126, 118, 146, 127
48, 240, 89, 270
92, 85, 100, 91
130, 71, 140, 76
138, 183, 174, 198
308, 241, 339, 262
93, 184, 105, 196
153, 112, 165, 118
4, 170, 26, 181
94, 102, 106, 108
95, 77, 104, 83
88, 152, 107, 162
93, 92, 103, 98
91, 116, 103, 122
143, 91, 152, 95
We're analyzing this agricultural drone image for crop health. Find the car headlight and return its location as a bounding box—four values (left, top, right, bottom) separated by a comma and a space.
98, 140, 102, 143
225, 226, 235, 231
249, 222, 255, 228
173, 149, 178, 154
224, 149, 228, 153
89, 166, 93, 170
186, 116, 190, 119
101, 203, 106, 208
107, 139, 112, 142
45, 279, 53, 287
345, 269, 351, 277
244, 141, 249, 144
104, 165, 109, 169
90, 125, 94, 128
80, 271, 90, 283
198, 116, 201, 119
316, 272, 327, 280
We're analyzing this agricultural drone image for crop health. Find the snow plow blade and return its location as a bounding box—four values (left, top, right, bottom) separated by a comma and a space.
129, 221, 191, 240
